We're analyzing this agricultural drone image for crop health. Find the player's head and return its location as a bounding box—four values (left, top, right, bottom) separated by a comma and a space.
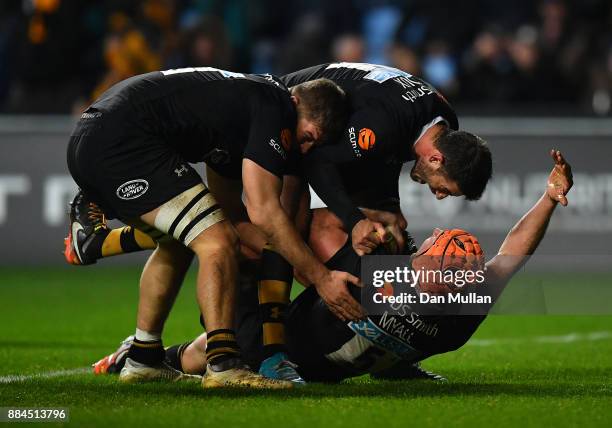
291, 78, 347, 154
410, 228, 483, 264
411, 228, 485, 295
411, 128, 492, 200
415, 228, 445, 254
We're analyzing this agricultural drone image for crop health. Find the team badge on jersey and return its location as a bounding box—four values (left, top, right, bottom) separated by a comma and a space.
358, 128, 376, 150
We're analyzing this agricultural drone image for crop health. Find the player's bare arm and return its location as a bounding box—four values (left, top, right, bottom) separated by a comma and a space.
485, 150, 573, 290
279, 175, 305, 219
242, 158, 365, 321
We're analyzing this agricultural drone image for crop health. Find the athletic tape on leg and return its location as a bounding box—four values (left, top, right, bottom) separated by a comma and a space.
154, 184, 226, 246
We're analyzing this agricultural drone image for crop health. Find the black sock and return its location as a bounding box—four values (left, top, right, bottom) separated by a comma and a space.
205, 329, 241, 367
164, 341, 192, 372
126, 338, 165, 366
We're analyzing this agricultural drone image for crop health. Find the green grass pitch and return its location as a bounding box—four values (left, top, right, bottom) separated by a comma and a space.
0, 266, 611, 427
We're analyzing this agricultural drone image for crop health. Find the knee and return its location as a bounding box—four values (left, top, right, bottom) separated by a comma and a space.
189, 221, 239, 260
156, 238, 195, 265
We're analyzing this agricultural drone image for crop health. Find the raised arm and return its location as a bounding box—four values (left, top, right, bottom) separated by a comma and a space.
485, 150, 573, 290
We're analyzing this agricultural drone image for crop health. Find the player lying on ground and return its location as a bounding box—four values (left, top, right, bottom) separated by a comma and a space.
66, 67, 364, 388
94, 150, 571, 382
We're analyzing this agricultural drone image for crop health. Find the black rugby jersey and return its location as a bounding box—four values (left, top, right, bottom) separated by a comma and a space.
286, 242, 486, 381
87, 67, 299, 179
281, 63, 459, 229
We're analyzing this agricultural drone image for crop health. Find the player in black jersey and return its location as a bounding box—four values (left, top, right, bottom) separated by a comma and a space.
66, 67, 363, 388
281, 63, 493, 257
95, 150, 571, 382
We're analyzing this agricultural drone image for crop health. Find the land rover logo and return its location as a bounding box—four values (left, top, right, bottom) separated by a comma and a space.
116, 179, 149, 200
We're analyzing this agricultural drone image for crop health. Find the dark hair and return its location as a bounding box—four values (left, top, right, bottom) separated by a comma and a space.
292, 78, 347, 143
434, 129, 493, 200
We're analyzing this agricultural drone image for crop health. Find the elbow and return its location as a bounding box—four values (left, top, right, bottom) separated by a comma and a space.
244, 201, 266, 229
244, 199, 279, 234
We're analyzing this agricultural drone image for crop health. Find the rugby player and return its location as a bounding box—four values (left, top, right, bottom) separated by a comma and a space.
93, 150, 572, 381
66, 67, 363, 388
281, 63, 493, 256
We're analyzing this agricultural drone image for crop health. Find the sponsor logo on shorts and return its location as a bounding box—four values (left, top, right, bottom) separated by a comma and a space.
116, 179, 149, 200
358, 128, 376, 150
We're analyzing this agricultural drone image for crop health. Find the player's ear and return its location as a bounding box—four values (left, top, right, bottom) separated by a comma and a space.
429, 151, 444, 168
291, 95, 299, 107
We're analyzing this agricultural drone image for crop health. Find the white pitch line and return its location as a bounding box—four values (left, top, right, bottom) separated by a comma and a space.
1, 331, 611, 384
0, 367, 89, 384
467, 331, 612, 347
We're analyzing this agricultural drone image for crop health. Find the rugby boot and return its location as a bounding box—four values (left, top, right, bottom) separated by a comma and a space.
119, 358, 200, 383
93, 336, 133, 375
259, 352, 305, 385
64, 190, 109, 265
371, 362, 447, 382
202, 357, 293, 389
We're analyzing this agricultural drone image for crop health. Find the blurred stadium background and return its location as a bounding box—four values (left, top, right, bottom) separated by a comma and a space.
0, 0, 610, 267
1, 0, 612, 115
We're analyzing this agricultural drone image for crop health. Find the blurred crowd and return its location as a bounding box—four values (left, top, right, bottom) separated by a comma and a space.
0, 0, 611, 115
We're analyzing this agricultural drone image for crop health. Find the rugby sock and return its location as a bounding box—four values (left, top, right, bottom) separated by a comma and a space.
258, 246, 292, 359
205, 329, 241, 368
135, 328, 161, 342
100, 226, 156, 258
164, 341, 193, 373
126, 329, 164, 366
